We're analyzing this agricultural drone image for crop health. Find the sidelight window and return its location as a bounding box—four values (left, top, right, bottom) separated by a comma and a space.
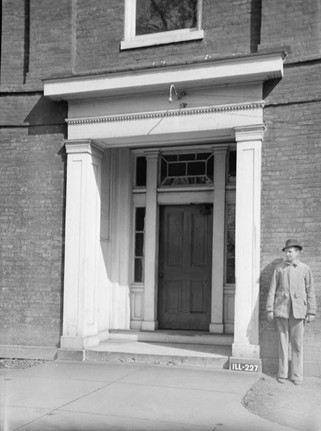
134, 207, 146, 282
225, 202, 235, 284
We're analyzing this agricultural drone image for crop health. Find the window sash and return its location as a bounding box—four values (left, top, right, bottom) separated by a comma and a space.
121, 0, 204, 50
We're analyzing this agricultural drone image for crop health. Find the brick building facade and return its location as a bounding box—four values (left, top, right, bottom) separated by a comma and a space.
0, 0, 320, 375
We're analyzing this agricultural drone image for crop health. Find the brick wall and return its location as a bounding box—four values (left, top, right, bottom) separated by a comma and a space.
72, 0, 255, 74
260, 0, 321, 62
260, 62, 321, 374
0, 0, 25, 86
2, 0, 321, 88
0, 130, 66, 347
0, 0, 73, 91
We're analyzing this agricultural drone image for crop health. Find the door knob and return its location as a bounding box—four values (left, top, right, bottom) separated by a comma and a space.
159, 272, 164, 279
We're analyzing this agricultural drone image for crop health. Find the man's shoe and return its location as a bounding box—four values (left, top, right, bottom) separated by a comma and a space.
277, 377, 286, 383
293, 380, 302, 386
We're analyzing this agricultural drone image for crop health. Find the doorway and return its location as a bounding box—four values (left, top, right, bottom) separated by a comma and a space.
158, 204, 213, 330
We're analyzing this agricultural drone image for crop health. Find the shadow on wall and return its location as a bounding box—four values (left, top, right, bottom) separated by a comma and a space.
250, 0, 262, 53
259, 258, 283, 373
24, 96, 67, 137
98, 148, 133, 331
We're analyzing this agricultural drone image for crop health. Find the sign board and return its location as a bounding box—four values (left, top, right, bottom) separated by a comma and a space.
229, 357, 262, 373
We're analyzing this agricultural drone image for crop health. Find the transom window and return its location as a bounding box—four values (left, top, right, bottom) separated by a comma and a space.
160, 152, 213, 186
134, 149, 236, 187
121, 0, 204, 50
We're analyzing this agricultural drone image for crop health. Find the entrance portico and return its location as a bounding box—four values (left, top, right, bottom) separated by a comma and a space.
44, 52, 285, 360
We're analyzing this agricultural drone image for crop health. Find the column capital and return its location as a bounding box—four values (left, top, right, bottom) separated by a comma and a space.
64, 139, 104, 159
144, 149, 160, 160
234, 124, 265, 142
211, 143, 229, 153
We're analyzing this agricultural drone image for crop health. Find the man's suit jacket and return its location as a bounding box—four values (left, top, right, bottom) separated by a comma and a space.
266, 260, 317, 319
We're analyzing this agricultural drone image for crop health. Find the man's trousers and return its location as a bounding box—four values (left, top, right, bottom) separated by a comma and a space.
275, 311, 305, 382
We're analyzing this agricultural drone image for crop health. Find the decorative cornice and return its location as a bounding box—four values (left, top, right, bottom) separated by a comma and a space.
44, 52, 285, 101
67, 101, 265, 126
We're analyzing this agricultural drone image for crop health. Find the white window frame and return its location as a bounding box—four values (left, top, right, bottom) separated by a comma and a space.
121, 0, 204, 50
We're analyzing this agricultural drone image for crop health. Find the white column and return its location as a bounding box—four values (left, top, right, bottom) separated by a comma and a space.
142, 151, 159, 331
232, 125, 264, 359
60, 140, 103, 350
210, 145, 227, 333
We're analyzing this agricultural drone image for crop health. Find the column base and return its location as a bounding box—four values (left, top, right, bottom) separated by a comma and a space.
60, 334, 99, 350
141, 320, 158, 331
209, 323, 224, 333
232, 342, 260, 359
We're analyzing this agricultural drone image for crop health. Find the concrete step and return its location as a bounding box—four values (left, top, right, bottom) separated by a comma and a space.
58, 331, 234, 368
85, 334, 232, 369
108, 329, 233, 346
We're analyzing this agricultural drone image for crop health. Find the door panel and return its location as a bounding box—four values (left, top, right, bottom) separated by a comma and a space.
158, 205, 212, 330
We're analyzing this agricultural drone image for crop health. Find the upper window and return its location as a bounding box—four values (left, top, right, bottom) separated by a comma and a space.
121, 0, 204, 50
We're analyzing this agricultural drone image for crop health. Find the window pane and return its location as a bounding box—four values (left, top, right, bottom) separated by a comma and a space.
136, 0, 198, 35
228, 150, 237, 181
168, 162, 186, 177
164, 154, 178, 162
196, 152, 211, 160
136, 156, 147, 187
135, 233, 144, 257
179, 153, 195, 161
134, 258, 143, 282
187, 161, 205, 176
135, 207, 145, 231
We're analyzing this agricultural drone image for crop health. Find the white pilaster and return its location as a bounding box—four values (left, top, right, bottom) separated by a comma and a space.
142, 151, 159, 331
232, 125, 264, 359
60, 140, 103, 349
210, 145, 228, 333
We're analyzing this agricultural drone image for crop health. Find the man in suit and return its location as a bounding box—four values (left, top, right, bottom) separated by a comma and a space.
266, 239, 317, 385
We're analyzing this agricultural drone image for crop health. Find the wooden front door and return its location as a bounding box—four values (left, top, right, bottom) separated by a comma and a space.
158, 205, 212, 330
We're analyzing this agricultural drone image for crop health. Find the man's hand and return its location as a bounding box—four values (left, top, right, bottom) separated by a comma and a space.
306, 314, 315, 323
267, 311, 274, 322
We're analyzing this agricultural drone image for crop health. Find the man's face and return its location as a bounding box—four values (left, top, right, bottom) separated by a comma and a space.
284, 247, 300, 262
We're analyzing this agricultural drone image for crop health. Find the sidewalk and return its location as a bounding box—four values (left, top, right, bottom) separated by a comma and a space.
0, 360, 296, 431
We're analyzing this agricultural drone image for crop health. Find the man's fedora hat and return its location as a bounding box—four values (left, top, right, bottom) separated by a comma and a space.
282, 239, 303, 251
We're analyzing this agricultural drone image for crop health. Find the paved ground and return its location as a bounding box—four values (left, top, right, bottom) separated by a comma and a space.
0, 360, 296, 431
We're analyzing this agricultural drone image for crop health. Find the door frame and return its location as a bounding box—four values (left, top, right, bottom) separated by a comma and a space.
138, 144, 229, 333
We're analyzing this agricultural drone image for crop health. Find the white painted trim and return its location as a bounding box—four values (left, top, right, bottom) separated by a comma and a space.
142, 151, 159, 331
67, 102, 265, 126
157, 190, 213, 205
123, 0, 136, 41
232, 124, 264, 359
44, 53, 285, 101
62, 139, 103, 349
210, 146, 228, 333
121, 29, 204, 50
